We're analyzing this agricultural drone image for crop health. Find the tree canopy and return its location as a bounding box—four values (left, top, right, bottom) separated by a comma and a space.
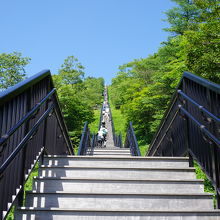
53, 56, 104, 147
109, 0, 220, 147
0, 52, 31, 89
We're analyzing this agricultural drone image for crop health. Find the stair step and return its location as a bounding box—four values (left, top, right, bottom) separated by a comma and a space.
44, 156, 190, 168
39, 166, 196, 179
92, 154, 132, 157
15, 208, 220, 220
93, 150, 130, 153
25, 192, 213, 210
93, 153, 131, 156
93, 149, 130, 152
33, 177, 204, 193
95, 148, 125, 150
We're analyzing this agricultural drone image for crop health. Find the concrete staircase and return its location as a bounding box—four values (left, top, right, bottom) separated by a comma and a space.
15, 93, 220, 219
15, 151, 220, 219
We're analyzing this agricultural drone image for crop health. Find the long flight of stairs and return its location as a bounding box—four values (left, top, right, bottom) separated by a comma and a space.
15, 147, 220, 219
15, 90, 220, 219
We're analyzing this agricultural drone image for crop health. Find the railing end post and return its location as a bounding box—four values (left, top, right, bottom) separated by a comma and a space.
188, 151, 194, 167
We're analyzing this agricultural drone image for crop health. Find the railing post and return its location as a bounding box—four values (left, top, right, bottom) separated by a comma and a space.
184, 114, 194, 167
182, 81, 194, 167
41, 81, 50, 165
78, 122, 91, 155
210, 142, 220, 208
17, 88, 32, 206
119, 132, 122, 148
206, 88, 220, 208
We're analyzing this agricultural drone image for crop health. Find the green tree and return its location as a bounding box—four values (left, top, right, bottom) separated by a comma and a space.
0, 52, 31, 89
81, 77, 104, 108
110, 0, 220, 153
182, 0, 220, 82
53, 55, 104, 147
58, 56, 85, 85
164, 0, 201, 35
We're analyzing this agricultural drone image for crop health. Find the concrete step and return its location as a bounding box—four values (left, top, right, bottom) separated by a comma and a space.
15, 208, 220, 220
92, 154, 132, 157
88, 149, 131, 155
96, 147, 123, 150
93, 149, 130, 152
93, 153, 131, 156
44, 156, 190, 168
93, 151, 130, 154
33, 177, 204, 193
25, 192, 213, 210
39, 166, 196, 179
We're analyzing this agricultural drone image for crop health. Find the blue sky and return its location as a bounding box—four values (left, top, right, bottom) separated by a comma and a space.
0, 0, 175, 84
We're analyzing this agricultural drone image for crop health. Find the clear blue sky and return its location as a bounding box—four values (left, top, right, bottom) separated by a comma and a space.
0, 0, 175, 84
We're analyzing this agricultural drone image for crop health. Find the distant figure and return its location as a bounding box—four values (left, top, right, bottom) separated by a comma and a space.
101, 121, 106, 127
97, 124, 108, 148
105, 107, 109, 112
104, 112, 109, 122
100, 125, 108, 143
97, 130, 104, 147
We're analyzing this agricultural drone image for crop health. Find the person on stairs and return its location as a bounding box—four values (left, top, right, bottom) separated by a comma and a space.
104, 112, 109, 122
100, 123, 108, 147
97, 129, 104, 148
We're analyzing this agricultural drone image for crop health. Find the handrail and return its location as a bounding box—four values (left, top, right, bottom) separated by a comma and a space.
184, 71, 220, 94
124, 122, 141, 156
178, 90, 220, 124
90, 133, 96, 155
115, 132, 123, 148
0, 69, 51, 104
99, 103, 104, 129
147, 71, 220, 208
0, 70, 74, 220
78, 122, 91, 155
149, 109, 180, 156
108, 102, 116, 145
0, 104, 54, 174
148, 71, 220, 155
52, 93, 74, 155
0, 88, 56, 147
179, 105, 220, 146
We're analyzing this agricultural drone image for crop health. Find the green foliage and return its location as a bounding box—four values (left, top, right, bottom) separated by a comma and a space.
0, 52, 31, 89
110, 0, 220, 149
139, 144, 149, 156
182, 0, 220, 82
194, 161, 214, 193
89, 109, 100, 134
53, 55, 104, 148
164, 0, 201, 35
58, 56, 85, 85
23, 163, 39, 204
82, 77, 105, 107
5, 206, 15, 220
194, 160, 215, 206
108, 87, 127, 142
6, 162, 39, 220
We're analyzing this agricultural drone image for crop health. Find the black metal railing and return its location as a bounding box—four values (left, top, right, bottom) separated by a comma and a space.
147, 71, 220, 207
0, 70, 74, 220
115, 132, 123, 148
78, 122, 91, 155
98, 103, 104, 129
124, 122, 141, 156
108, 102, 116, 144
90, 133, 97, 155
